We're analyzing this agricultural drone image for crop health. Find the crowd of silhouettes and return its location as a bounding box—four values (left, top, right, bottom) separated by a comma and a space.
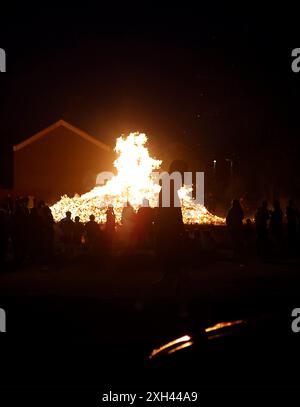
0, 196, 158, 265
0, 196, 54, 265
226, 198, 300, 259
255, 199, 299, 256
0, 194, 299, 267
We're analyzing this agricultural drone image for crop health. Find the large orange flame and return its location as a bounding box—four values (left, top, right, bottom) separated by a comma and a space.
50, 133, 225, 225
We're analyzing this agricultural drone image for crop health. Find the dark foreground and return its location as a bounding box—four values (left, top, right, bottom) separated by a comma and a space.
0, 251, 299, 400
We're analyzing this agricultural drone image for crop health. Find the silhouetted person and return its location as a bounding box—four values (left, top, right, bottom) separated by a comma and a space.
105, 206, 116, 235
85, 214, 101, 255
41, 203, 54, 261
226, 199, 244, 256
136, 199, 154, 248
59, 211, 74, 255
72, 216, 85, 256
270, 200, 283, 248
121, 202, 136, 247
85, 214, 99, 240
255, 201, 270, 256
286, 200, 298, 252
154, 175, 186, 318
121, 202, 135, 226
105, 206, 116, 251
155, 180, 184, 270
73, 216, 84, 245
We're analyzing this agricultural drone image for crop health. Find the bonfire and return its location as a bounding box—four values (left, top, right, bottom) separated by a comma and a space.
50, 133, 225, 225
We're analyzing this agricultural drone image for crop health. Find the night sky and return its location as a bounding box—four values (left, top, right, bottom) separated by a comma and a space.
1, 6, 300, 199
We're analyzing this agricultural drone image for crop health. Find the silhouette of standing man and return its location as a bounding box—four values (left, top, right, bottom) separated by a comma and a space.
226, 199, 244, 259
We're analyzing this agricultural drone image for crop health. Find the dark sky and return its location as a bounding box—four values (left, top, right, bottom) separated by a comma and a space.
1, 5, 300, 192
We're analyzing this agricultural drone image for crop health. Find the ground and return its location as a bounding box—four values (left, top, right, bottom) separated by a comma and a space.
0, 254, 298, 335
0, 253, 299, 389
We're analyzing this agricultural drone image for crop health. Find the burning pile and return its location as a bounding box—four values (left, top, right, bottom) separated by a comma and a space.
50, 133, 225, 225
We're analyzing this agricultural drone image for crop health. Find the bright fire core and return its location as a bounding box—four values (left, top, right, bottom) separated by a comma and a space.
50, 133, 225, 225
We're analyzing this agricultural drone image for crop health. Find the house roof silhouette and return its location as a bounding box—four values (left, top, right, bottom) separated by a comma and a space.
13, 119, 110, 152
